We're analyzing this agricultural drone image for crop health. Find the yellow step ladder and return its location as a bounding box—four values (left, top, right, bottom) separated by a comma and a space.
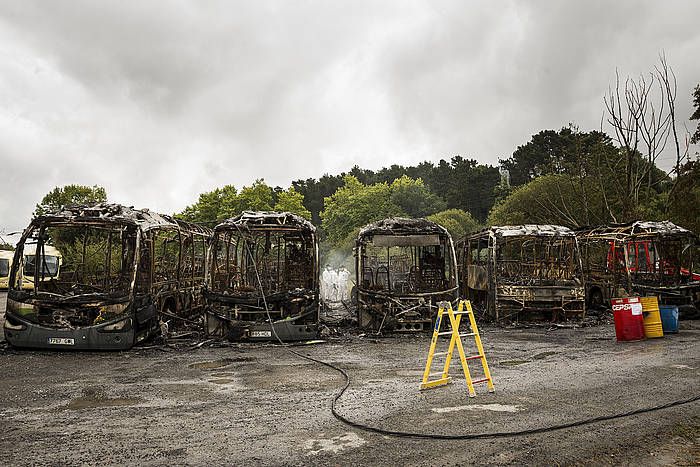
420, 300, 494, 397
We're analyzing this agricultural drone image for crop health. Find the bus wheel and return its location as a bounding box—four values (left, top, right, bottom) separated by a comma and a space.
588, 289, 604, 310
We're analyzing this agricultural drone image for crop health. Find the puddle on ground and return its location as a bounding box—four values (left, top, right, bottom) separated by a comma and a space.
188, 357, 249, 370
208, 378, 235, 385
532, 351, 557, 360
210, 372, 235, 377
66, 386, 145, 410
304, 432, 366, 455
431, 403, 520, 414
500, 360, 530, 366
670, 364, 694, 370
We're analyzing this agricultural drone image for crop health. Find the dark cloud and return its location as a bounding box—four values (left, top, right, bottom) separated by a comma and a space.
0, 0, 698, 231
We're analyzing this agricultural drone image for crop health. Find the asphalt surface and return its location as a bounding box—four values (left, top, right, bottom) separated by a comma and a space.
0, 290, 698, 466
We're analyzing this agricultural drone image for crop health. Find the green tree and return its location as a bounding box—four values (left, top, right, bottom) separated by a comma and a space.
691, 84, 700, 144
487, 174, 608, 228
292, 158, 501, 225
177, 185, 238, 225
426, 209, 481, 242
274, 187, 312, 219
292, 174, 344, 225
320, 176, 403, 246
178, 180, 315, 225
389, 175, 446, 217
668, 160, 700, 233
34, 184, 107, 217
236, 179, 274, 213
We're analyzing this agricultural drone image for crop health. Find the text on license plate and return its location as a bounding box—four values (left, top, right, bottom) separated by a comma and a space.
48, 337, 75, 345
250, 330, 272, 338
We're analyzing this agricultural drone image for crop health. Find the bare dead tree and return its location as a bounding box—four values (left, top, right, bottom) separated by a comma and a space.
654, 53, 695, 210
633, 72, 672, 197
604, 70, 643, 218
603, 55, 683, 219
655, 52, 682, 175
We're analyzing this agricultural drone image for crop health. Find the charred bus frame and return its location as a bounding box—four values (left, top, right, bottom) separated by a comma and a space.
354, 218, 458, 333
3, 204, 211, 350
204, 211, 319, 341
457, 225, 585, 321
577, 221, 700, 315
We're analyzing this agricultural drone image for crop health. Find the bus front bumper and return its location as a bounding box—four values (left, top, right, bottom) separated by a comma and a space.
3, 312, 135, 350
206, 310, 318, 342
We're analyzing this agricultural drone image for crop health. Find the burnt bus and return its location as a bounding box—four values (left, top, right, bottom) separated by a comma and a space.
3, 204, 211, 350
354, 218, 458, 333
577, 221, 700, 316
205, 211, 319, 341
457, 225, 585, 321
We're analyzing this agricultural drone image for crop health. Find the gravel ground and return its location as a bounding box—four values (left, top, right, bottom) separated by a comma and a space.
0, 290, 698, 466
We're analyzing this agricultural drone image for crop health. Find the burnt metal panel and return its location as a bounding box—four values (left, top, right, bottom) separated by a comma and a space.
4, 203, 212, 350
458, 225, 586, 321
354, 217, 458, 333
204, 211, 319, 341
576, 220, 700, 313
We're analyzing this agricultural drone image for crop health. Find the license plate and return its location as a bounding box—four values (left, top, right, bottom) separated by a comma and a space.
250, 330, 272, 338
48, 337, 75, 345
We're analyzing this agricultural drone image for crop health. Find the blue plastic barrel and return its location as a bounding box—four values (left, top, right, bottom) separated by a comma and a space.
659, 305, 679, 334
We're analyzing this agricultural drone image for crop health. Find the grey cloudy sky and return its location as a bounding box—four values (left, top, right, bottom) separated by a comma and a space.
1, 0, 699, 232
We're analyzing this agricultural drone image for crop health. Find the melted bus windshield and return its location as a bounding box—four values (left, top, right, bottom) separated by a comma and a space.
17, 223, 136, 300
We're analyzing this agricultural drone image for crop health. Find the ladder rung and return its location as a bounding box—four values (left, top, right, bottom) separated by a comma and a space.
436, 331, 475, 337
465, 355, 482, 361
451, 310, 471, 315
428, 372, 446, 378
432, 352, 448, 357
471, 378, 490, 384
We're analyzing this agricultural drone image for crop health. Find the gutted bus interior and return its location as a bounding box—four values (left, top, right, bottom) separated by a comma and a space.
205, 211, 319, 341
355, 218, 458, 333
577, 221, 700, 316
4, 204, 210, 350
458, 225, 585, 321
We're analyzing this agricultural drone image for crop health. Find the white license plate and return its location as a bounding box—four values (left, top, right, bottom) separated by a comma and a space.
48, 337, 75, 345
250, 330, 272, 338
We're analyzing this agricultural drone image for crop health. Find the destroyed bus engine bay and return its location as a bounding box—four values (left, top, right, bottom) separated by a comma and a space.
577, 221, 700, 317
458, 225, 586, 321
3, 204, 211, 350
354, 218, 459, 333
204, 211, 319, 341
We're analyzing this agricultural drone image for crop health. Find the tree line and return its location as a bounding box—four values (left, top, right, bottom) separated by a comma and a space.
34, 60, 700, 247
